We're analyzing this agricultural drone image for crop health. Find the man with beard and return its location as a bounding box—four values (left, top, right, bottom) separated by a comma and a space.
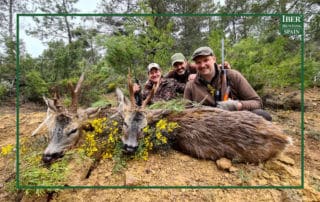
165, 53, 197, 84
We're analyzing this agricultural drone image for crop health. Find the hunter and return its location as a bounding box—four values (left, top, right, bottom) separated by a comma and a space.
133, 63, 185, 105
184, 46, 272, 121
164, 53, 197, 84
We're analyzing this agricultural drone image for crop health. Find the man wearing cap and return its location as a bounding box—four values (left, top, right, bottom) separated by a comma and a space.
134, 62, 185, 105
165, 53, 197, 84
184, 46, 271, 121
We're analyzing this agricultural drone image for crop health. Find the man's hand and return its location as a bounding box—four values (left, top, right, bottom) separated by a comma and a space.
217, 100, 239, 111
188, 73, 197, 81
218, 61, 231, 69
133, 83, 140, 93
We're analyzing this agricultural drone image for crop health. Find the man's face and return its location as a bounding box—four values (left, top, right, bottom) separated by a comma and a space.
173, 61, 187, 75
148, 68, 161, 83
194, 55, 216, 77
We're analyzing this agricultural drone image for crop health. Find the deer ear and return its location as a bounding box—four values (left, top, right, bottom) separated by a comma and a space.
43, 96, 58, 112
85, 107, 101, 118
145, 109, 171, 125
116, 88, 131, 116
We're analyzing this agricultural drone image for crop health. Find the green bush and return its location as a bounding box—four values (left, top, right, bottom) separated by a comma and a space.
226, 36, 303, 89
0, 83, 8, 100
25, 70, 48, 102
91, 99, 112, 108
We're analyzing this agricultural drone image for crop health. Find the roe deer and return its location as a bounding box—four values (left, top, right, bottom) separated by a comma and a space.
37, 73, 101, 164
115, 83, 292, 163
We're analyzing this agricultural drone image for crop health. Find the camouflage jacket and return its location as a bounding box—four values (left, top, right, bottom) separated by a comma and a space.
142, 77, 185, 105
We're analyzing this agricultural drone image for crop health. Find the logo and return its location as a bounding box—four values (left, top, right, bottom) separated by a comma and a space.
280, 14, 303, 36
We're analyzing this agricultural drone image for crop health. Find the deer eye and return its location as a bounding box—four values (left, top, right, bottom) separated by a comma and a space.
67, 128, 78, 136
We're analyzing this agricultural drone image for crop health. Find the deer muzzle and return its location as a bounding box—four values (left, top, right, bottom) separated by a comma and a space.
42, 152, 64, 164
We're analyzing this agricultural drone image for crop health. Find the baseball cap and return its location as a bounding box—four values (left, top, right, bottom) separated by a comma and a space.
147, 63, 161, 72
191, 46, 214, 60
171, 53, 186, 66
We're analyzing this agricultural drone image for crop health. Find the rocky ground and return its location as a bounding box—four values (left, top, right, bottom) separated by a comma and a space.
0, 87, 319, 201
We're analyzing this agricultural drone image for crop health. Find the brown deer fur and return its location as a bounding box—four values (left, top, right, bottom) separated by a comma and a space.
161, 107, 291, 163
116, 85, 291, 164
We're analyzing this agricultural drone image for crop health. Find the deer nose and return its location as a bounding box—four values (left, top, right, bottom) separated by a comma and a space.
123, 144, 138, 154
42, 152, 64, 164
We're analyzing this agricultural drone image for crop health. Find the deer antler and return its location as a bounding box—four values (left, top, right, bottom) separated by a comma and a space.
49, 90, 65, 113
141, 79, 159, 108
127, 68, 137, 109
70, 72, 85, 113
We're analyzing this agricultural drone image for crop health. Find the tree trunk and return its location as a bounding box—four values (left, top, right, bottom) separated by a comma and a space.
9, 0, 14, 39
62, 0, 72, 44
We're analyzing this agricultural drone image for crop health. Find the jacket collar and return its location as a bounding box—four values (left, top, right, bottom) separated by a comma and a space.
195, 63, 220, 86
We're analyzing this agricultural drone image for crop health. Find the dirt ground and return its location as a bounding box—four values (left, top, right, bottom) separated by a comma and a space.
0, 87, 319, 201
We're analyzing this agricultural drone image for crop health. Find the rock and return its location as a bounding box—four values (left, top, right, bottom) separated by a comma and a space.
283, 91, 301, 110
124, 172, 139, 186
216, 158, 232, 170
262, 91, 307, 111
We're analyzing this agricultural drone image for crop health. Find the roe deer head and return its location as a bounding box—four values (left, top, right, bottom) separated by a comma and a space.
39, 73, 100, 164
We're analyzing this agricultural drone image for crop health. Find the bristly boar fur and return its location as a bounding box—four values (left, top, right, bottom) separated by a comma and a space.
163, 107, 292, 163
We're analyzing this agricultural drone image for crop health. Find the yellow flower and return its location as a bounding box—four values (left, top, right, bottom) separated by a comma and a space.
156, 131, 162, 140
156, 119, 167, 130
102, 152, 112, 159
108, 133, 114, 143
142, 150, 148, 161
161, 136, 167, 144
167, 122, 179, 132
143, 126, 150, 133
1, 144, 14, 156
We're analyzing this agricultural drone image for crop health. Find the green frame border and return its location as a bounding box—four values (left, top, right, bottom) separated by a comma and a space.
16, 13, 304, 190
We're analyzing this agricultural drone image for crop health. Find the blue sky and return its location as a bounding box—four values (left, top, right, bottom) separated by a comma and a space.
21, 0, 98, 57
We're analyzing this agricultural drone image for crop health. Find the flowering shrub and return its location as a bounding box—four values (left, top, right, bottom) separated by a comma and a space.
135, 119, 179, 160
0, 144, 14, 156
80, 117, 121, 159
0, 136, 71, 196
81, 117, 179, 171
0, 113, 179, 197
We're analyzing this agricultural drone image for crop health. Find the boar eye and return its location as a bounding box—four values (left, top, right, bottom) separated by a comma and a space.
67, 128, 78, 136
